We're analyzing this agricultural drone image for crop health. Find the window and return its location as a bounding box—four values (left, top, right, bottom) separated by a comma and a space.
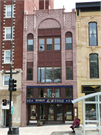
27, 62, 33, 80
5, 27, 13, 40
45, 0, 49, 9
54, 38, 60, 50
39, 37, 60, 51
4, 50, 10, 63
6, 5, 13, 17
47, 89, 52, 98
55, 88, 60, 97
39, 39, 44, 51
66, 61, 73, 80
89, 22, 97, 46
27, 34, 33, 51
38, 67, 45, 82
27, 88, 33, 98
39, 0, 44, 9
90, 54, 99, 78
3, 75, 10, 86
54, 67, 61, 82
66, 32, 72, 50
66, 88, 73, 97
46, 67, 53, 82
39, 88, 44, 97
47, 38, 52, 50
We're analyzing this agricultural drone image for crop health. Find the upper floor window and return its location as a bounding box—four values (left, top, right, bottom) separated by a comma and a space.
27, 34, 33, 51
27, 88, 33, 98
4, 50, 10, 63
39, 0, 44, 9
66, 87, 73, 98
38, 67, 61, 83
66, 61, 73, 80
3, 75, 10, 86
90, 53, 99, 78
65, 32, 72, 50
89, 22, 98, 46
6, 5, 13, 18
39, 37, 60, 51
27, 62, 33, 80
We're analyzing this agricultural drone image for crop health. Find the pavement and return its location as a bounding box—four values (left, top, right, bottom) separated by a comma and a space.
0, 124, 100, 135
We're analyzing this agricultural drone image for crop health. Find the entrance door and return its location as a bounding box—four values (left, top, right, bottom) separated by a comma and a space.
65, 104, 73, 121
30, 105, 37, 120
47, 104, 63, 122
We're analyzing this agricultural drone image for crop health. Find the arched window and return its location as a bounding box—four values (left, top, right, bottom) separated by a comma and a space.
90, 53, 99, 78
65, 32, 72, 50
89, 22, 98, 46
27, 33, 33, 51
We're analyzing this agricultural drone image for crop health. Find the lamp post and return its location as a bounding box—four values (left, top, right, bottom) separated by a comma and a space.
8, 0, 13, 134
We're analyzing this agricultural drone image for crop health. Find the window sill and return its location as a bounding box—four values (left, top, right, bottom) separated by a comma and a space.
3, 39, 14, 41
2, 63, 10, 65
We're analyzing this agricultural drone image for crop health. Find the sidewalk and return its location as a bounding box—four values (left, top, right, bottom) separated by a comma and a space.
0, 124, 100, 135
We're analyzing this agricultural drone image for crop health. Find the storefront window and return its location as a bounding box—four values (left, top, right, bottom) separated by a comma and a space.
30, 105, 36, 120
66, 88, 73, 97
57, 104, 62, 120
66, 105, 73, 120
86, 104, 98, 120
39, 89, 44, 98
47, 89, 52, 98
27, 88, 33, 98
40, 104, 45, 119
48, 104, 54, 120
55, 89, 60, 97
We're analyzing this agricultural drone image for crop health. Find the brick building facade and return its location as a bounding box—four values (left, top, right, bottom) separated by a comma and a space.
0, 0, 24, 127
22, 6, 77, 126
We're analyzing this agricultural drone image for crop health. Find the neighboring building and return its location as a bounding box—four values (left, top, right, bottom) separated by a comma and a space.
76, 1, 101, 123
0, 0, 24, 127
22, 0, 77, 126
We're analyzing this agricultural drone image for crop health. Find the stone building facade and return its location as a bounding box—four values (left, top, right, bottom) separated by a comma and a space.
22, 6, 77, 126
76, 2, 101, 123
0, 0, 24, 127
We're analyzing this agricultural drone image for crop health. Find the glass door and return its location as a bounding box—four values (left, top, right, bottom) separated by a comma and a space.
39, 104, 45, 120
56, 104, 63, 120
30, 105, 37, 120
65, 104, 73, 120
48, 104, 54, 120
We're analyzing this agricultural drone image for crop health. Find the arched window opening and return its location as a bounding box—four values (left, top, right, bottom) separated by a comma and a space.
27, 33, 33, 51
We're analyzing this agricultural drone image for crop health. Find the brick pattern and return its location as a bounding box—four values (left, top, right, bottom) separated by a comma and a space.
39, 18, 61, 28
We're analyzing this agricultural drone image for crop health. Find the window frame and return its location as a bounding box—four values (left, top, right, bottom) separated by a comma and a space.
5, 27, 13, 40
4, 50, 10, 64
89, 22, 98, 46
3, 75, 10, 86
6, 5, 14, 18
89, 53, 99, 78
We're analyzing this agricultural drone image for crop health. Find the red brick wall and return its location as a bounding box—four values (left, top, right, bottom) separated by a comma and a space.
0, 0, 24, 70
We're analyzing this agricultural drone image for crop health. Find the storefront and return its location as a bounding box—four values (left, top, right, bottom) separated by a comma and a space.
26, 85, 74, 125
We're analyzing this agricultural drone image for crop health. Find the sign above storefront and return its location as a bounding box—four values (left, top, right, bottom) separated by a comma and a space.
26, 98, 73, 103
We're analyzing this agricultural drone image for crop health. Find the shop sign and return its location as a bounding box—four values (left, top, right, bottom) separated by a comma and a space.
26, 98, 73, 103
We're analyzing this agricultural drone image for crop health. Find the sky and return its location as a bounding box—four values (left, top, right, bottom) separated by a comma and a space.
54, 0, 101, 12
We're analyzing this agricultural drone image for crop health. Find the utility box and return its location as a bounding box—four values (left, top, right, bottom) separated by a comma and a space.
12, 127, 19, 135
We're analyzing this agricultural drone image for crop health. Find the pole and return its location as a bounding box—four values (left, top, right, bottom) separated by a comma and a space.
8, 0, 13, 134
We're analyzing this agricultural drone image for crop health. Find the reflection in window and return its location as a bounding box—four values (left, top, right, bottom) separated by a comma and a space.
55, 89, 60, 97
38, 67, 45, 82
46, 67, 53, 82
66, 88, 72, 97
39, 89, 44, 97
27, 88, 33, 98
57, 104, 62, 120
39, 39, 44, 51
47, 89, 52, 98
66, 105, 73, 120
54, 67, 61, 82
66, 67, 73, 80
40, 104, 45, 119
86, 104, 98, 120
90, 54, 99, 78
54, 38, 60, 50
47, 38, 52, 50
89, 22, 97, 46
48, 104, 54, 120
66, 37, 72, 50
4, 75, 10, 86
28, 39, 33, 51
4, 50, 10, 63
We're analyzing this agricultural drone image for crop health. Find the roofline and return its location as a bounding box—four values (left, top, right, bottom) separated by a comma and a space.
76, 1, 101, 9
72, 92, 101, 104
